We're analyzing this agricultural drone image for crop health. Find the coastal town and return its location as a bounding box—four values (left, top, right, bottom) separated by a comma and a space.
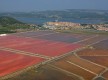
43, 21, 108, 31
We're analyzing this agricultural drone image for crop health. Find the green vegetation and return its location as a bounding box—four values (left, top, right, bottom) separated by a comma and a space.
0, 28, 15, 34
0, 16, 23, 25
0, 16, 42, 34
0, 16, 22, 34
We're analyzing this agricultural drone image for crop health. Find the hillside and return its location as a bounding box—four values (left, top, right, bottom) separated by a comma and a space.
0, 16, 38, 34
0, 16, 23, 26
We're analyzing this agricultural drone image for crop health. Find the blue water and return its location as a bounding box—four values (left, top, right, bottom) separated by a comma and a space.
15, 17, 104, 25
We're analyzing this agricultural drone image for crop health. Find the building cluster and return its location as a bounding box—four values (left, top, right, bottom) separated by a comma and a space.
43, 22, 81, 30
96, 24, 108, 31
43, 21, 108, 31
83, 24, 108, 31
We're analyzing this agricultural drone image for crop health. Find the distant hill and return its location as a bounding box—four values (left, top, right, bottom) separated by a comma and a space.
0, 16, 24, 26
0, 9, 108, 21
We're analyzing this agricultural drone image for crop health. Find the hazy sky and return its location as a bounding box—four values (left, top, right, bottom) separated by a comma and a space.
0, 0, 108, 12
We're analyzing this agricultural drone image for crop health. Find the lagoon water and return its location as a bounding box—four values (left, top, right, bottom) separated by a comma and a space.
15, 17, 104, 25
